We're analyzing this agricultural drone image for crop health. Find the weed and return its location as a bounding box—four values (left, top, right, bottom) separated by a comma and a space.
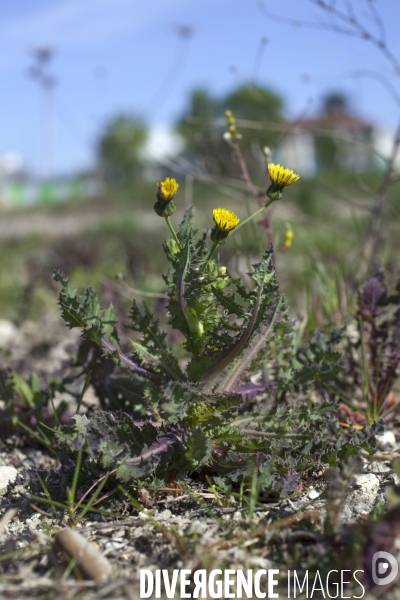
337, 272, 400, 424
50, 166, 374, 496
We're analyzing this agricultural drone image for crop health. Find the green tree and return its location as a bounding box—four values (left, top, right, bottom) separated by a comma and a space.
175, 89, 224, 176
98, 114, 147, 184
223, 85, 284, 178
176, 89, 216, 155
176, 84, 284, 178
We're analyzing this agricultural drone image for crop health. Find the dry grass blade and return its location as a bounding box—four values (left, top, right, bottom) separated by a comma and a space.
206, 509, 322, 551
0, 508, 17, 538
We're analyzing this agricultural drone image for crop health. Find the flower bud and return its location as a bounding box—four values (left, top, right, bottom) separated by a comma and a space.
154, 199, 177, 217
225, 109, 238, 138
284, 229, 294, 248
214, 277, 228, 291
154, 177, 179, 217
163, 238, 180, 260
265, 187, 283, 201
205, 260, 218, 278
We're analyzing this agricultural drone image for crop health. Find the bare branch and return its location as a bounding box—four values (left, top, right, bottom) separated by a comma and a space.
308, 0, 400, 75
365, 0, 386, 44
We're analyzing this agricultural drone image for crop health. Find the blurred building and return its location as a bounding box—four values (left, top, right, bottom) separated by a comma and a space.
141, 124, 184, 181
0, 149, 104, 208
277, 103, 379, 177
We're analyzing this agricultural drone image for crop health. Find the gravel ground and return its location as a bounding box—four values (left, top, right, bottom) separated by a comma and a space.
1, 316, 400, 599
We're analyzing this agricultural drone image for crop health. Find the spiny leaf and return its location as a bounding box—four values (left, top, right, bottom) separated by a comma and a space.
131, 341, 182, 381
182, 427, 212, 467
128, 302, 184, 380
178, 206, 196, 242
54, 270, 119, 346
211, 286, 247, 317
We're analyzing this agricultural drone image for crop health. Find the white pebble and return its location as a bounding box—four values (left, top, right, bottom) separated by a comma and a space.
353, 473, 380, 492
376, 431, 397, 451
308, 489, 320, 500
0, 466, 18, 492
0, 320, 18, 348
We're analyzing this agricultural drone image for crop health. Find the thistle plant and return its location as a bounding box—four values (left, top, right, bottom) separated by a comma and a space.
53, 148, 375, 495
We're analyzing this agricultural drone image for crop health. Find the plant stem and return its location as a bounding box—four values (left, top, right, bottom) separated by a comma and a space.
231, 197, 275, 235
165, 216, 182, 250
263, 205, 276, 268
232, 139, 260, 201
206, 240, 220, 262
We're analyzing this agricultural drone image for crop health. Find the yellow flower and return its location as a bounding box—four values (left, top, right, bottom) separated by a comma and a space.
210, 208, 240, 244
266, 164, 300, 200
268, 163, 300, 189
157, 177, 179, 202
212, 208, 240, 233
155, 177, 179, 217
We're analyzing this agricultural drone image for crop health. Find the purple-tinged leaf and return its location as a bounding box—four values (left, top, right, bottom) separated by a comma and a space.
360, 274, 387, 317
125, 428, 184, 466
235, 381, 276, 396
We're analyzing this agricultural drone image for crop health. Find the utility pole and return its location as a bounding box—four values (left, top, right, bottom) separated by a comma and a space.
28, 47, 56, 182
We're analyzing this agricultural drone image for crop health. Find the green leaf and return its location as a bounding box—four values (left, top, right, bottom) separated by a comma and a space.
54, 270, 119, 347
337, 443, 360, 461
211, 286, 246, 317
183, 427, 212, 467
178, 206, 196, 242
13, 373, 36, 409
129, 302, 184, 380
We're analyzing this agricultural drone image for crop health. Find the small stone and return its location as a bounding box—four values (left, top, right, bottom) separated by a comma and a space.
187, 520, 209, 535
376, 431, 397, 451
386, 473, 400, 486
138, 511, 151, 521
308, 489, 320, 500
158, 509, 172, 520
112, 529, 126, 538
0, 466, 18, 492
104, 540, 126, 551
353, 473, 380, 492
0, 320, 18, 348
367, 461, 391, 474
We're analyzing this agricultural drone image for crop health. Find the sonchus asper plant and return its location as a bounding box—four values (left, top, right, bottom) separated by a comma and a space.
54, 127, 375, 495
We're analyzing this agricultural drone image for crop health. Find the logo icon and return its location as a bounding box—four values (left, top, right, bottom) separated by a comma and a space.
372, 551, 398, 586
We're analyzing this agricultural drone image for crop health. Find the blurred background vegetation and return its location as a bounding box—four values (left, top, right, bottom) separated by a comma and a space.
1, 1, 400, 340
1, 79, 399, 336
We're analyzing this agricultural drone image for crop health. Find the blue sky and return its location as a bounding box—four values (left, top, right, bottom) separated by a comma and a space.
1, 0, 400, 176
